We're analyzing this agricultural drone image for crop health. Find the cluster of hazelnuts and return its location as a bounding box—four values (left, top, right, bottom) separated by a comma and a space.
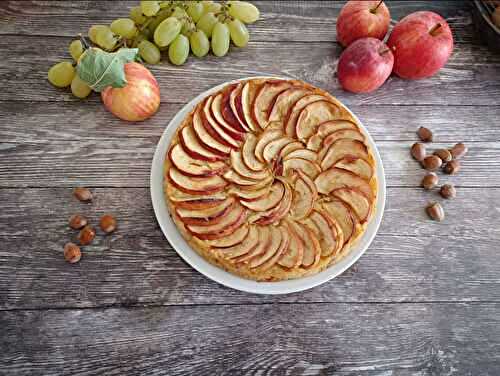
410, 127, 468, 222
63, 187, 117, 264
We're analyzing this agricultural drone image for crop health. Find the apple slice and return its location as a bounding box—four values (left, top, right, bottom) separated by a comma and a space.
318, 209, 344, 255
254, 130, 283, 162
206, 224, 249, 248
320, 139, 369, 170
187, 204, 247, 240
262, 136, 294, 163
223, 170, 259, 186
249, 179, 292, 225
307, 120, 359, 151
248, 226, 281, 268
253, 81, 292, 129
284, 94, 326, 137
283, 158, 321, 179
174, 197, 226, 210
309, 210, 342, 257
176, 197, 234, 219
233, 174, 274, 191
234, 226, 270, 263
177, 198, 236, 226
229, 83, 251, 132
278, 220, 304, 268
283, 149, 317, 162
179, 125, 226, 162
290, 171, 317, 220
241, 81, 260, 132
314, 167, 373, 200
216, 225, 259, 259
211, 93, 246, 140
240, 181, 284, 211
193, 107, 231, 156
332, 188, 372, 223
278, 141, 304, 160
228, 182, 271, 201
167, 184, 226, 203
203, 96, 240, 149
221, 84, 247, 132
323, 129, 364, 148
241, 134, 266, 172
335, 156, 373, 180
169, 144, 228, 178
287, 220, 321, 268
268, 87, 311, 124
257, 226, 290, 271
169, 167, 227, 195
231, 150, 270, 180
296, 100, 345, 142
320, 199, 356, 243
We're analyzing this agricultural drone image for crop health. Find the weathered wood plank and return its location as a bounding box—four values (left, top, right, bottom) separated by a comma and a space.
0, 139, 496, 187
1, 101, 499, 143
0, 1, 476, 44
1, 303, 499, 375
1, 36, 499, 105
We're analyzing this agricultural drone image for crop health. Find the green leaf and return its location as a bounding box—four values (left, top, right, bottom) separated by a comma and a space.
76, 48, 139, 92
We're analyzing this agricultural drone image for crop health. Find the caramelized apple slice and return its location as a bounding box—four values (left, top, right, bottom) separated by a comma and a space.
168, 167, 227, 195
229, 83, 251, 131
206, 224, 249, 248
179, 125, 226, 162
268, 87, 311, 124
176, 197, 234, 219
262, 136, 294, 163
211, 93, 246, 140
177, 199, 236, 226
217, 225, 259, 259
242, 134, 266, 171
284, 94, 326, 137
318, 209, 344, 256
169, 144, 228, 177
248, 226, 281, 268
229, 182, 271, 201
232, 174, 274, 191
223, 170, 259, 186
288, 220, 321, 268
296, 100, 345, 142
283, 158, 321, 179
278, 219, 304, 268
221, 84, 247, 132
283, 149, 318, 162
240, 181, 285, 211
290, 171, 317, 220
167, 184, 226, 204
193, 107, 231, 156
187, 204, 247, 240
257, 226, 290, 271
231, 150, 270, 180
320, 139, 369, 170
241, 81, 260, 132
249, 179, 292, 225
253, 81, 292, 129
203, 96, 240, 149
334, 156, 373, 180
278, 141, 304, 160
323, 129, 364, 148
315, 167, 373, 200
332, 188, 372, 223
320, 199, 356, 242
309, 210, 341, 257
254, 130, 283, 162
234, 226, 271, 263
307, 120, 359, 151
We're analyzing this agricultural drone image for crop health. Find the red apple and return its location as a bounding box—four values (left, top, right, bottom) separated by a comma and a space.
101, 62, 160, 121
337, 37, 394, 93
387, 11, 454, 79
336, 0, 391, 47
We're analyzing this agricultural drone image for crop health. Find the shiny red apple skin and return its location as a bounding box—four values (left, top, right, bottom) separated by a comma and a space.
387, 11, 454, 79
101, 62, 160, 121
336, 0, 391, 47
337, 37, 394, 93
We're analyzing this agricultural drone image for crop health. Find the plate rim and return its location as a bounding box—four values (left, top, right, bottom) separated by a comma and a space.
150, 76, 386, 295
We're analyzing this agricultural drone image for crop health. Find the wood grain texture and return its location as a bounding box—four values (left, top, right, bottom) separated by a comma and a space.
2, 303, 500, 375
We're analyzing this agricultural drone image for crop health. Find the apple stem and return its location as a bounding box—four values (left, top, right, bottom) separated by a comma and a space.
370, 0, 383, 14
429, 23, 442, 36
379, 47, 391, 56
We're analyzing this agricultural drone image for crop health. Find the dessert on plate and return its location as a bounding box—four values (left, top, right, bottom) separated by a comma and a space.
164, 78, 377, 281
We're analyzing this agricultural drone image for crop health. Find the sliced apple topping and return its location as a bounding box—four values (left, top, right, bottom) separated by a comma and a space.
221, 84, 247, 132
176, 197, 234, 220
179, 125, 226, 162
296, 100, 345, 142
187, 204, 247, 240
169, 144, 228, 177
283, 158, 321, 179
320, 199, 356, 243
241, 133, 266, 171
177, 198, 236, 226
254, 129, 283, 162
241, 81, 260, 132
262, 136, 294, 163
268, 88, 311, 124
234, 225, 270, 263
307, 120, 359, 151
278, 220, 304, 268
290, 170, 317, 220
256, 226, 290, 271
283, 149, 317, 162
320, 139, 369, 170
174, 197, 227, 210
169, 167, 227, 195
334, 156, 373, 180
231, 150, 270, 180
253, 81, 292, 129
211, 93, 246, 140
193, 107, 231, 156
314, 167, 373, 200
284, 94, 326, 138
202, 96, 241, 149
240, 181, 285, 211
332, 188, 372, 223
216, 225, 259, 259
249, 179, 292, 225
278, 141, 304, 160
323, 129, 364, 148
248, 225, 281, 268
229, 83, 251, 132
206, 224, 249, 248
309, 210, 343, 257
228, 182, 271, 201
233, 174, 274, 191
287, 220, 321, 268
223, 170, 259, 186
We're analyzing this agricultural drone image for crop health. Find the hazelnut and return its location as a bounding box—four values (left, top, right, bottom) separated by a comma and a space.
426, 202, 445, 222
422, 155, 442, 171
417, 126, 433, 142
64, 242, 81, 264
433, 149, 452, 163
440, 184, 457, 199
100, 214, 117, 234
78, 225, 96, 245
74, 187, 92, 202
421, 172, 438, 190
411, 142, 426, 161
450, 143, 468, 160
443, 160, 461, 174
69, 214, 88, 230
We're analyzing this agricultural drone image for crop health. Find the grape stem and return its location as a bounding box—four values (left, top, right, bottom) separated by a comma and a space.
79, 34, 90, 50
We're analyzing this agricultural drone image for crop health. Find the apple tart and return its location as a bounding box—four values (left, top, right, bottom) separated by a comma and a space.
164, 78, 377, 281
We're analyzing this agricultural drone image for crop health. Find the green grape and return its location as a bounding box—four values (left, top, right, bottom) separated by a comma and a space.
211, 22, 230, 57
190, 29, 210, 57
95, 26, 117, 50
132, 31, 148, 47
110, 18, 137, 39
138, 40, 161, 64
228, 1, 260, 24
154, 17, 182, 47
196, 12, 218, 38
228, 18, 249, 47
48, 61, 75, 88
71, 75, 92, 98
88, 25, 108, 44
141, 0, 160, 17
130, 6, 147, 25
203, 0, 221, 13
69, 40, 84, 61
168, 34, 189, 65
171, 6, 188, 19
187, 2, 204, 23
147, 8, 173, 35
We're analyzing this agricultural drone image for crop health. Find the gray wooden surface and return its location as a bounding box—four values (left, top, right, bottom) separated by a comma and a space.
1, 1, 499, 375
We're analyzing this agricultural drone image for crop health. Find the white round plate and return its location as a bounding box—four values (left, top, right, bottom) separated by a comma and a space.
151, 76, 386, 295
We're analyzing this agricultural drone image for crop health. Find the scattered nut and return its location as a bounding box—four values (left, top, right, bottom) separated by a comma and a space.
417, 126, 433, 142
440, 184, 456, 199
100, 214, 117, 234
421, 172, 439, 190
422, 155, 442, 171
426, 202, 445, 222
443, 159, 461, 174
64, 242, 81, 264
433, 148, 452, 163
411, 142, 426, 161
68, 214, 88, 230
450, 142, 468, 160
74, 187, 93, 202
78, 225, 96, 245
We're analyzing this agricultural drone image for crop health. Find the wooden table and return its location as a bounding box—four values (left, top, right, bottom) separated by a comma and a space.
1, 1, 499, 374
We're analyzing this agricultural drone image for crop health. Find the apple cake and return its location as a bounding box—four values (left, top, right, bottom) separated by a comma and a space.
164, 78, 377, 281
